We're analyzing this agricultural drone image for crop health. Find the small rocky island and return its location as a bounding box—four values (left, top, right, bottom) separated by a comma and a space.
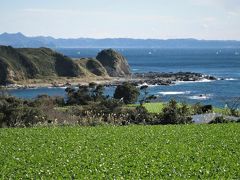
0, 45, 218, 88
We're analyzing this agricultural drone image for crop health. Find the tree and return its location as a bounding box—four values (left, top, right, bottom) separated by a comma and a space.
65, 84, 106, 105
139, 85, 157, 105
114, 82, 140, 104
0, 86, 8, 97
139, 85, 148, 105
94, 84, 105, 101
65, 85, 91, 105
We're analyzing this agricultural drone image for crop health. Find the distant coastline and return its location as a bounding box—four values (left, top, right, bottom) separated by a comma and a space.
1, 32, 240, 48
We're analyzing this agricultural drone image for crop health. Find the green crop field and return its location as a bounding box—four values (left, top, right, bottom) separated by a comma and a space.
1, 124, 240, 179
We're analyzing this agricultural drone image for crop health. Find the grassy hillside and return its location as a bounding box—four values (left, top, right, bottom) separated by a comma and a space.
0, 46, 39, 84
0, 124, 240, 178
75, 58, 108, 77
0, 46, 109, 85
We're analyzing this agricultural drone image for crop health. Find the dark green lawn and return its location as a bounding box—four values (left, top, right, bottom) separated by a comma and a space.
1, 124, 240, 179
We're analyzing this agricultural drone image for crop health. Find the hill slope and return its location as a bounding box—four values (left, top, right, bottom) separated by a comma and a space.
0, 46, 131, 85
0, 46, 108, 84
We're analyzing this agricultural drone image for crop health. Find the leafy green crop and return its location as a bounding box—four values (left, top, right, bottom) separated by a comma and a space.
0, 124, 240, 179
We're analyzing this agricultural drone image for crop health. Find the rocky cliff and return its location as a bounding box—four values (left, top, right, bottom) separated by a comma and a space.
96, 49, 131, 77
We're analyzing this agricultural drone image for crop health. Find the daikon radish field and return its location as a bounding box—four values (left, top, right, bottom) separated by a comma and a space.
0, 124, 240, 179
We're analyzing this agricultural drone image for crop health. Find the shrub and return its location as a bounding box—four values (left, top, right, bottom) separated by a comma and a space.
0, 86, 8, 97
202, 105, 213, 113
65, 84, 106, 105
209, 116, 235, 124
192, 103, 213, 114
3, 106, 46, 127
0, 112, 5, 127
114, 82, 140, 104
161, 100, 192, 124
32, 94, 65, 107
223, 97, 240, 117
0, 96, 48, 127
99, 98, 123, 112
192, 102, 204, 114
93, 84, 105, 101
132, 106, 154, 124
65, 85, 92, 105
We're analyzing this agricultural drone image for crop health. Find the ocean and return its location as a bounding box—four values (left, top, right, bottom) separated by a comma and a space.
8, 48, 240, 107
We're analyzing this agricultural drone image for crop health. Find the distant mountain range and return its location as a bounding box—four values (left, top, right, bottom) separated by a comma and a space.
0, 32, 240, 48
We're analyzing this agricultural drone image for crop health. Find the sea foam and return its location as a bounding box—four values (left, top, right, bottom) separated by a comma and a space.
188, 94, 213, 100
225, 78, 238, 81
158, 91, 191, 95
175, 79, 214, 85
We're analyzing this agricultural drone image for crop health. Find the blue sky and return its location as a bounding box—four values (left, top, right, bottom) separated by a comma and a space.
0, 0, 240, 40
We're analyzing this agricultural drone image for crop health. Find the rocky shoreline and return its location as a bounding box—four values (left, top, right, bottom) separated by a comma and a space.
105, 72, 219, 87
129, 72, 218, 86
1, 72, 220, 90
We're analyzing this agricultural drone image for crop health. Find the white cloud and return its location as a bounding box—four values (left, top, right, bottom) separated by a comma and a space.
190, 0, 240, 10
203, 24, 208, 28
227, 11, 239, 16
203, 17, 216, 22
22, 8, 81, 15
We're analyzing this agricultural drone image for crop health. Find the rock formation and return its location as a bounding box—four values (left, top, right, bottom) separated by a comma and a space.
96, 49, 131, 77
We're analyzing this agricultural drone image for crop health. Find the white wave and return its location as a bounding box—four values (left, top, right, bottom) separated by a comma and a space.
158, 91, 191, 95
132, 68, 139, 71
47, 86, 67, 89
225, 78, 238, 81
138, 83, 159, 88
198, 79, 214, 82
175, 79, 214, 85
59, 86, 68, 89
188, 94, 213, 100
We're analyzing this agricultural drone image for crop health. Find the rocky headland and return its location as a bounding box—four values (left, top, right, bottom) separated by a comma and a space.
0, 45, 219, 89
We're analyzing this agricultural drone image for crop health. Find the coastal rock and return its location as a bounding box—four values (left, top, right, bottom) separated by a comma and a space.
96, 49, 131, 77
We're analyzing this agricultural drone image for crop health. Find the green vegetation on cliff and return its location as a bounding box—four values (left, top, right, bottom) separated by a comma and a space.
0, 46, 84, 84
75, 58, 108, 77
0, 46, 131, 85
